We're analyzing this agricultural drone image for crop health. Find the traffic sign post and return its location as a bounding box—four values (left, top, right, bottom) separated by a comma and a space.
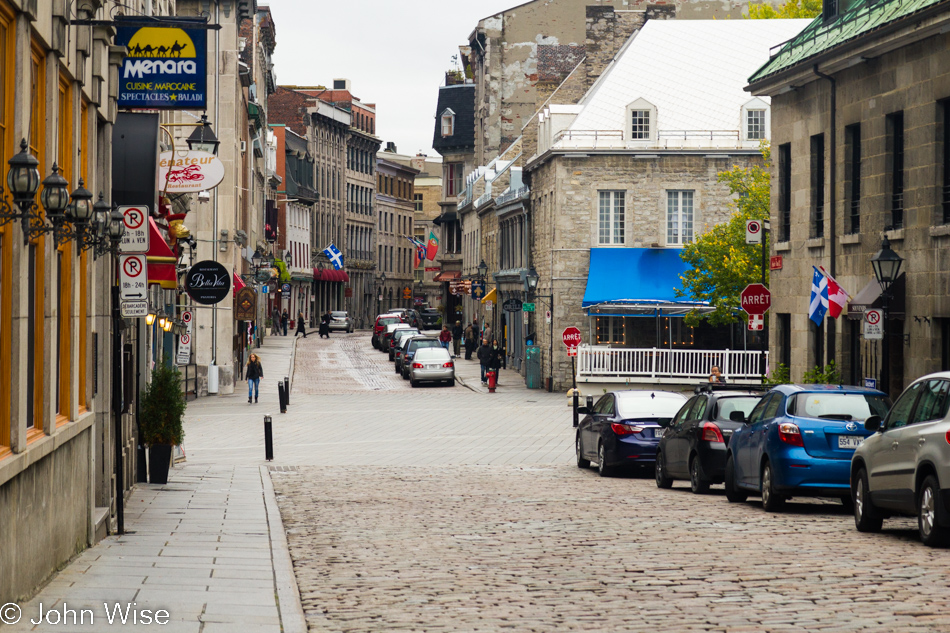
562, 326, 582, 427
119, 206, 149, 253
740, 283, 770, 380
745, 220, 763, 245
120, 300, 148, 318
863, 308, 883, 340
562, 326, 582, 348
119, 254, 147, 302
522, 302, 536, 312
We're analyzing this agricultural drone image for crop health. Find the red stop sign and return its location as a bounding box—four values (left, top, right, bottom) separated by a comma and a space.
562, 326, 582, 348
741, 283, 771, 315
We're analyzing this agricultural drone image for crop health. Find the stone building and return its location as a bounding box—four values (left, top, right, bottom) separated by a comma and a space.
524, 19, 810, 391
746, 0, 950, 396
375, 155, 420, 313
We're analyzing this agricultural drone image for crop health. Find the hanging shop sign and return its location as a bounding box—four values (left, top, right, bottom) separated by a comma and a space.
503, 298, 523, 312
158, 151, 225, 193
115, 19, 208, 109
185, 260, 231, 305
235, 287, 257, 320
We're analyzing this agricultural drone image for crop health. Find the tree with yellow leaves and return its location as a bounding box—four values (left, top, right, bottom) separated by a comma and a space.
678, 143, 771, 326
747, 0, 821, 19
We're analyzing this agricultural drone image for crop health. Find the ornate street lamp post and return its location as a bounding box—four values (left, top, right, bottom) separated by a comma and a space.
870, 237, 903, 396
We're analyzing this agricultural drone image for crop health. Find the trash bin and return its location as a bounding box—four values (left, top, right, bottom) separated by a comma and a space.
525, 345, 541, 389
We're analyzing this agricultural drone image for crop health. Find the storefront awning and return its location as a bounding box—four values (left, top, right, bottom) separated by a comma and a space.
582, 248, 711, 316
847, 274, 905, 320
481, 287, 496, 304
232, 272, 246, 296
313, 268, 349, 282
432, 211, 458, 226
433, 271, 461, 282
146, 217, 178, 290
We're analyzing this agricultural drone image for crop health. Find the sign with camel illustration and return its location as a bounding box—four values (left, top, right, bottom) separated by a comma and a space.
115, 18, 208, 109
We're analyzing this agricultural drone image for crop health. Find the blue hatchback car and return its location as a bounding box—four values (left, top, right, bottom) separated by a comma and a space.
725, 384, 891, 512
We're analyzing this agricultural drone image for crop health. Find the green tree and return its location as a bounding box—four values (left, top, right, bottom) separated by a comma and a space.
747, 0, 821, 19
677, 143, 771, 326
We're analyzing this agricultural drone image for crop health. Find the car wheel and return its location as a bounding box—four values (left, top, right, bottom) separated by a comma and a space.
654, 450, 672, 489
394, 363, 401, 374
597, 442, 614, 478
689, 455, 710, 495
761, 461, 786, 513
576, 435, 590, 469
918, 475, 950, 547
724, 455, 748, 503
410, 379, 419, 388
852, 468, 883, 532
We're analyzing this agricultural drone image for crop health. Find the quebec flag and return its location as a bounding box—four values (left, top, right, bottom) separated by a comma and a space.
323, 243, 344, 270
808, 266, 829, 326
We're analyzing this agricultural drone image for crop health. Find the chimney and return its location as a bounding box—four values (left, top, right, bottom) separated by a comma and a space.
385, 141, 397, 153
333, 78, 351, 91
410, 154, 426, 171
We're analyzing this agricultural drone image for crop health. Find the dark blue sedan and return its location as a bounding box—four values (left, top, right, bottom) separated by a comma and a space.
725, 384, 891, 511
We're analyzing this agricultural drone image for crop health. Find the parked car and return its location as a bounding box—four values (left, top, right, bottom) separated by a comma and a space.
401, 337, 442, 379
394, 333, 425, 374
372, 313, 403, 349
402, 309, 423, 330
576, 390, 688, 477
408, 347, 455, 387
389, 328, 420, 361
381, 323, 414, 353
725, 384, 891, 512
655, 385, 766, 493
328, 311, 354, 333
420, 309, 441, 330
851, 372, 950, 546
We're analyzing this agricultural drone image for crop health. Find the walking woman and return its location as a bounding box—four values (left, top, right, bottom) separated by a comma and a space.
246, 353, 263, 404
295, 311, 307, 338
488, 339, 503, 382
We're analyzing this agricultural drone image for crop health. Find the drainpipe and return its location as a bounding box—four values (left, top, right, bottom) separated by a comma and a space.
813, 64, 836, 364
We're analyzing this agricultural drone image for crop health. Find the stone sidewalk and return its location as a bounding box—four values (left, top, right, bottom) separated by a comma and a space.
3, 335, 306, 633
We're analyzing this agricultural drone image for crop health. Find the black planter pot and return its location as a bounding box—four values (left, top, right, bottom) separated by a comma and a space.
148, 444, 173, 485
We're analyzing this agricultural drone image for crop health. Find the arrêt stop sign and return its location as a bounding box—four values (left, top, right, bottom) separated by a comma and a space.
562, 326, 582, 348
740, 283, 771, 315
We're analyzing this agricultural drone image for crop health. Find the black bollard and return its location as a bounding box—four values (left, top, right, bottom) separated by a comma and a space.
264, 415, 274, 461
573, 391, 579, 428
284, 376, 290, 405
277, 382, 287, 414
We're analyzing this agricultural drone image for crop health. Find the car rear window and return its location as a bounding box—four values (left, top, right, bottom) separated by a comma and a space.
615, 394, 686, 419
714, 397, 762, 421
377, 317, 399, 326
787, 392, 891, 421
415, 348, 451, 361
409, 339, 440, 351
331, 312, 347, 317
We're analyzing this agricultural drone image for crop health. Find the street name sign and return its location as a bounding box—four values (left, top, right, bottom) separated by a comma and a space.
523, 302, 536, 312
119, 206, 149, 253
119, 254, 148, 301
740, 283, 771, 315
863, 309, 884, 340
562, 326, 582, 348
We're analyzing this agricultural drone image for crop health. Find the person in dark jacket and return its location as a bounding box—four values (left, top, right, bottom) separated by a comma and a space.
488, 339, 503, 376
463, 323, 475, 360
295, 311, 307, 338
271, 308, 281, 336
281, 310, 289, 336
476, 339, 491, 384
452, 321, 463, 358
246, 353, 263, 403
319, 311, 331, 338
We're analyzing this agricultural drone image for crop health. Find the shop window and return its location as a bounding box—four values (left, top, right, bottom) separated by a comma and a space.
595, 316, 624, 345
661, 317, 695, 348
29, 42, 46, 435
666, 190, 694, 245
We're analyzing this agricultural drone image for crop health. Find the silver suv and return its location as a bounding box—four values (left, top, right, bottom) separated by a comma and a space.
851, 372, 950, 546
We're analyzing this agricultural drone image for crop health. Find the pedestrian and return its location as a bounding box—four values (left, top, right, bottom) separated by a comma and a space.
295, 311, 307, 338
246, 353, 263, 404
439, 325, 452, 351
463, 322, 475, 360
709, 366, 727, 383
281, 310, 288, 336
489, 338, 503, 382
452, 320, 463, 358
320, 310, 331, 338
477, 338, 491, 384
482, 324, 492, 346
271, 307, 280, 336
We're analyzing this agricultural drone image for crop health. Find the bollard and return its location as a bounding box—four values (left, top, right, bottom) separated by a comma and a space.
277, 382, 287, 414
264, 415, 274, 461
284, 376, 290, 405
573, 391, 579, 428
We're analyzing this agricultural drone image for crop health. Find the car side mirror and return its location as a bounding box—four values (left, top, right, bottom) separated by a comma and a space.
577, 406, 590, 415
729, 410, 746, 423
864, 415, 881, 432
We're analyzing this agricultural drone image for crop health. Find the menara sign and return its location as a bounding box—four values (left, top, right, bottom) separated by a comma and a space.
115, 18, 208, 109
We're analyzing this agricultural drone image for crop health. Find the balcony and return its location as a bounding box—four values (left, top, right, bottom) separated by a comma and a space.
552, 129, 749, 151
576, 346, 767, 385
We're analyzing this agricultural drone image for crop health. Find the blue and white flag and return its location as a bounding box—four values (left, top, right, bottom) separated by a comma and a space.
323, 243, 344, 270
809, 266, 829, 326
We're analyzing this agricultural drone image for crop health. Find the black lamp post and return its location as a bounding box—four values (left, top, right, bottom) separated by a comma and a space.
378, 272, 387, 315
186, 114, 220, 155
40, 164, 72, 245
870, 237, 903, 396
1, 139, 42, 241
477, 259, 488, 280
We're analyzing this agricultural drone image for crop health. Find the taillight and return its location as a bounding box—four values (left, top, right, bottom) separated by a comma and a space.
443, 362, 454, 368
412, 362, 423, 369
611, 423, 645, 436
701, 422, 724, 443
945, 429, 950, 445
778, 422, 804, 447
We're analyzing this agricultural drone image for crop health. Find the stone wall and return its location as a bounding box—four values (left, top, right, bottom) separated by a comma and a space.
766, 29, 950, 391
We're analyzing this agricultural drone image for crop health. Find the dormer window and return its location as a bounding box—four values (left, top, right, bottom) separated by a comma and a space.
441, 108, 455, 137
741, 98, 771, 142
625, 98, 656, 142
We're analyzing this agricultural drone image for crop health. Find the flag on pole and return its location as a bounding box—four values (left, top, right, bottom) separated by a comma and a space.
404, 236, 427, 268
323, 243, 344, 270
809, 266, 829, 326
425, 231, 439, 261
819, 266, 850, 319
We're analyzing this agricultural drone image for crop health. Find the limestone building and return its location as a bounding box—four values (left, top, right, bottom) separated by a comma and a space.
747, 0, 950, 396
375, 155, 420, 313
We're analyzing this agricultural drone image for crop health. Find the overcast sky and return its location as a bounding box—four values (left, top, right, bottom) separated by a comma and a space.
266, 0, 516, 159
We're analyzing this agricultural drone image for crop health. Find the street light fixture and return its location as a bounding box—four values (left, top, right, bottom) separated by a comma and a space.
186, 114, 220, 155
524, 266, 540, 296
870, 237, 904, 397
478, 259, 488, 280
251, 248, 263, 270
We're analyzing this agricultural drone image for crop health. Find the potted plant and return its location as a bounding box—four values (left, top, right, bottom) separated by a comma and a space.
139, 362, 186, 485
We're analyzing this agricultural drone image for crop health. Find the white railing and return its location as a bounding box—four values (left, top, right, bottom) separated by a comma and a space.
577, 346, 768, 384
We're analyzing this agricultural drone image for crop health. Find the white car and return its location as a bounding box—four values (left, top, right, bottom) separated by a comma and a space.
408, 347, 455, 388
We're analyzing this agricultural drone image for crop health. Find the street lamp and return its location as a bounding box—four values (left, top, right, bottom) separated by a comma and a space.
522, 265, 556, 391
378, 272, 387, 315
478, 259, 488, 280
524, 266, 540, 296
870, 237, 904, 397
251, 248, 263, 270
186, 114, 220, 155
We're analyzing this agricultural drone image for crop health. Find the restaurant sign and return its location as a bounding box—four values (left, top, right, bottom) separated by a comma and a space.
115, 19, 208, 109
159, 150, 225, 193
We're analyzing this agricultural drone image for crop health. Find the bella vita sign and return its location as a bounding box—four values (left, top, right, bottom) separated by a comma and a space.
159, 151, 225, 193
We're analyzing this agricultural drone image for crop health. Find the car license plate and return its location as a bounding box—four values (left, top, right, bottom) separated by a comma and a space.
838, 436, 863, 449
426, 364, 438, 369
651, 428, 663, 438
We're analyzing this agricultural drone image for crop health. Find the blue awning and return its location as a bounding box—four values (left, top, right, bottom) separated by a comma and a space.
582, 248, 710, 315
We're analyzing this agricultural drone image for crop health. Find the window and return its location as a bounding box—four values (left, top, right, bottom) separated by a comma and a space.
886, 111, 904, 229
941, 101, 950, 224
0, 5, 12, 452
441, 108, 455, 137
883, 381, 922, 430
909, 380, 950, 425
845, 124, 861, 233
630, 110, 650, 139
810, 134, 825, 238
598, 191, 625, 245
777, 313, 791, 373
445, 162, 463, 197
747, 110, 766, 141
28, 43, 45, 434
666, 190, 694, 245
778, 143, 791, 242
595, 316, 624, 345
414, 193, 423, 212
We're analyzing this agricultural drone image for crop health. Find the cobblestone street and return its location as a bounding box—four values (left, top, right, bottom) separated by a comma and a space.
267, 333, 950, 633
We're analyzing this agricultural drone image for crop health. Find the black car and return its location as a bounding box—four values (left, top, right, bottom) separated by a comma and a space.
403, 309, 423, 330
655, 384, 765, 493
420, 309, 441, 330
389, 328, 420, 361
401, 337, 442, 379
